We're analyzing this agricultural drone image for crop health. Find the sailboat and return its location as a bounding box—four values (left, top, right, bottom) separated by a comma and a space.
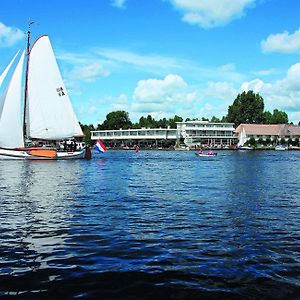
237, 127, 254, 150
0, 26, 88, 160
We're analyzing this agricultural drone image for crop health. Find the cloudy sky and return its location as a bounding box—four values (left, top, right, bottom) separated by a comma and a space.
1, 0, 300, 124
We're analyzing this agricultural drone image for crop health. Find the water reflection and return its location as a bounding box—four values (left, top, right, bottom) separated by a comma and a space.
0, 160, 82, 284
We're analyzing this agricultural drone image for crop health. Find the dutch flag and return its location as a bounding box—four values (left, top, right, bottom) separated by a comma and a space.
95, 139, 107, 153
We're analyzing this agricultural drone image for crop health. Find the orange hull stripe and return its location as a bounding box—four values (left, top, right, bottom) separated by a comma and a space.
28, 149, 57, 158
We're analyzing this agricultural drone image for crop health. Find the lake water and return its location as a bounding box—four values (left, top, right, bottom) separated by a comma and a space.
0, 150, 300, 299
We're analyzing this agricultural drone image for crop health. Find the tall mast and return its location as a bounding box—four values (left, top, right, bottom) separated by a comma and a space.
23, 20, 33, 141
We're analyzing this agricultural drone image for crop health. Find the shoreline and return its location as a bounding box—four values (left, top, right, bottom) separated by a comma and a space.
105, 146, 300, 151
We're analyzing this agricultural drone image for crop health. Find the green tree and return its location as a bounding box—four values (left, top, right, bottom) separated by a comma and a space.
265, 137, 272, 146
247, 136, 256, 147
257, 137, 264, 145
211, 116, 221, 123
220, 116, 228, 122
139, 115, 157, 128
263, 111, 273, 124
157, 117, 168, 128
168, 115, 183, 128
227, 91, 265, 126
280, 137, 286, 145
101, 111, 132, 130
139, 116, 147, 128
264, 109, 288, 124
227, 97, 242, 126
80, 123, 95, 145
271, 109, 288, 124
185, 117, 199, 121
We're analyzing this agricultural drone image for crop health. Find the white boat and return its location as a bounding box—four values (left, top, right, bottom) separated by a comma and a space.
237, 146, 254, 150
0, 25, 88, 160
275, 144, 287, 151
195, 151, 217, 157
175, 145, 190, 151
289, 145, 300, 150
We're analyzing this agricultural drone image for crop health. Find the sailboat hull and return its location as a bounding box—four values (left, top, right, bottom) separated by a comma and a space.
0, 148, 28, 160
0, 147, 86, 160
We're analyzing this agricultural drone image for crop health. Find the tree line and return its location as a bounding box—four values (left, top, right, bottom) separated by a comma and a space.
80, 90, 292, 144
226, 91, 288, 127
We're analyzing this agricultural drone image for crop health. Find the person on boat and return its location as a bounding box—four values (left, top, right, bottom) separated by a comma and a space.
208, 149, 213, 155
197, 149, 203, 154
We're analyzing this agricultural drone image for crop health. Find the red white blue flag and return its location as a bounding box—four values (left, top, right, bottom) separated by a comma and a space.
95, 139, 107, 153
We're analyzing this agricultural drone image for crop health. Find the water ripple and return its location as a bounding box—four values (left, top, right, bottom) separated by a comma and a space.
0, 151, 300, 299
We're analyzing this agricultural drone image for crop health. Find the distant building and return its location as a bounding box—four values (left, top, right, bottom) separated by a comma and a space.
176, 121, 236, 148
91, 127, 177, 148
91, 121, 237, 149
236, 124, 300, 146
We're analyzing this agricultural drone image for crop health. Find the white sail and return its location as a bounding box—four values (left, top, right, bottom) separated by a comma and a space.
238, 127, 247, 146
0, 51, 25, 148
27, 35, 83, 140
0, 50, 20, 89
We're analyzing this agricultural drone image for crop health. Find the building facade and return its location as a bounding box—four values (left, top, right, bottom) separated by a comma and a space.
236, 124, 300, 146
176, 121, 236, 148
91, 127, 177, 148
91, 121, 237, 149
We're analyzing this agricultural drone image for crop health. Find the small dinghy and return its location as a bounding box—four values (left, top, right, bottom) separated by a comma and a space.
195, 151, 217, 157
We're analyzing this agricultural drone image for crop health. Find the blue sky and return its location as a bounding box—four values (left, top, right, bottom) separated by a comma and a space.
1, 0, 300, 125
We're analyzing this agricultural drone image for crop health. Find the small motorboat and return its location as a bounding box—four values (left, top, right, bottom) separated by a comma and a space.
195, 151, 217, 157
237, 146, 254, 150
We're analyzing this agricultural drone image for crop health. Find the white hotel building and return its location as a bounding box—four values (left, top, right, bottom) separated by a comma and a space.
177, 121, 236, 147
91, 121, 236, 148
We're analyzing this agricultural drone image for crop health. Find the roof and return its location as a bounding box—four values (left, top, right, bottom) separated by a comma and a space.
281, 124, 300, 136
235, 124, 300, 136
236, 124, 284, 135
176, 121, 234, 125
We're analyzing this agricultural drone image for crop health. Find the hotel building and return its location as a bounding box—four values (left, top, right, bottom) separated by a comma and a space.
91, 121, 237, 148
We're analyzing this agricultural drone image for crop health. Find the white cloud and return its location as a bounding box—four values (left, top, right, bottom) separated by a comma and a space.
240, 63, 300, 121
261, 28, 300, 54
132, 74, 193, 115
112, 94, 129, 111
241, 78, 267, 93
68, 62, 110, 82
96, 48, 183, 74
78, 94, 130, 125
129, 65, 300, 123
96, 48, 246, 84
0, 22, 24, 47
252, 68, 277, 77
111, 0, 127, 8
57, 51, 112, 87
133, 74, 187, 103
168, 0, 256, 28
131, 74, 236, 120
205, 81, 237, 100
